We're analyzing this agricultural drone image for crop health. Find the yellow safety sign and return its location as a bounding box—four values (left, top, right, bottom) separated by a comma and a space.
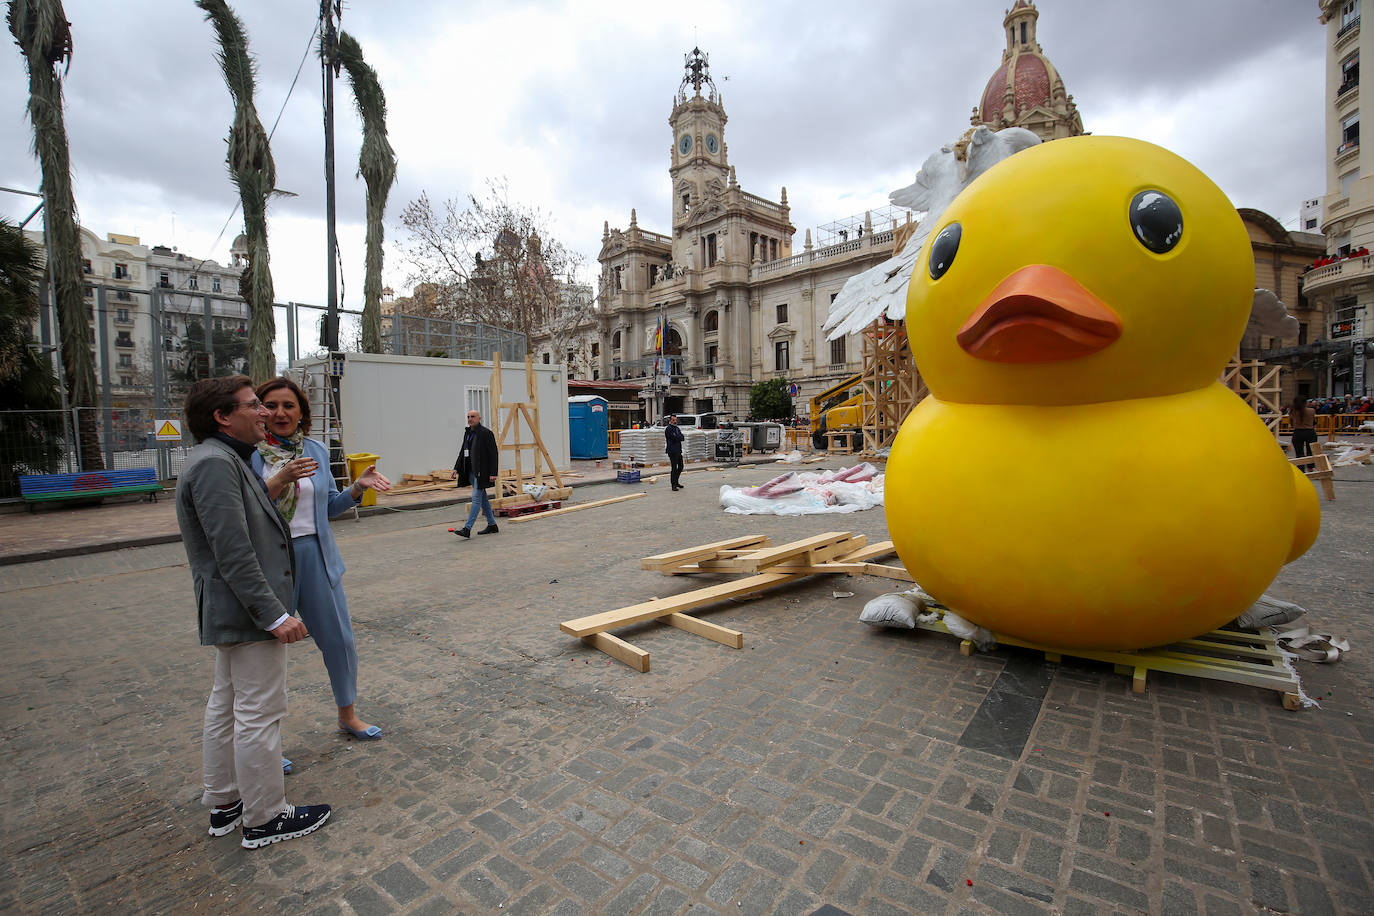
155, 419, 183, 441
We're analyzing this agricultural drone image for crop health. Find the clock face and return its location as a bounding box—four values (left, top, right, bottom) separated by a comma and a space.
679, 134, 693, 155
705, 134, 718, 155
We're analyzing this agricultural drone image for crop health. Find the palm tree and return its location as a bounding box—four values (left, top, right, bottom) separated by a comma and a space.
0, 218, 66, 495
335, 31, 396, 354
8, 0, 102, 469
195, 0, 277, 382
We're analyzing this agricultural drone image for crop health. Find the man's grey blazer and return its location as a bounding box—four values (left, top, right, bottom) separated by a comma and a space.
176, 437, 297, 646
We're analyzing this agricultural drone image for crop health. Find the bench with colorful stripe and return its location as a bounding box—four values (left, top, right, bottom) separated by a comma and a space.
18, 468, 164, 508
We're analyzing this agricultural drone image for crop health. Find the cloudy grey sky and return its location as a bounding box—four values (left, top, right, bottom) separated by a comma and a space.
1, 0, 1326, 325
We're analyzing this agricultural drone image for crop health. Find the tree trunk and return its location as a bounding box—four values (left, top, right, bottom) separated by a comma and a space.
10, 0, 103, 469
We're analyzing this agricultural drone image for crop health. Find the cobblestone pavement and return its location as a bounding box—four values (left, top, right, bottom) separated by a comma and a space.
1, 460, 1371, 914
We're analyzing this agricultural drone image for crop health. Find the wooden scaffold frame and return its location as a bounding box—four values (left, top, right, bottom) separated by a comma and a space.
490, 353, 571, 506
1222, 353, 1282, 437
858, 318, 926, 452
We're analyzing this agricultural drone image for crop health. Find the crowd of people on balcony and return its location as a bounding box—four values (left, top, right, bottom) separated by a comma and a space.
1304, 247, 1370, 272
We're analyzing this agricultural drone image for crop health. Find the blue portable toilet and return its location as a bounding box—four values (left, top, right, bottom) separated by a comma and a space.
568, 395, 609, 459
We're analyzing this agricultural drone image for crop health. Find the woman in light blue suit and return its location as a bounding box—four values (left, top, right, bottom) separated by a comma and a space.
252, 377, 391, 740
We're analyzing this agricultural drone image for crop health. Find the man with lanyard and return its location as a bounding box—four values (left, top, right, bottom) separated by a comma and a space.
451, 408, 500, 538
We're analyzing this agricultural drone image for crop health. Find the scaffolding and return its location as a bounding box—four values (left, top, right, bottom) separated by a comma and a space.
859, 320, 926, 452
814, 204, 917, 249
383, 314, 526, 361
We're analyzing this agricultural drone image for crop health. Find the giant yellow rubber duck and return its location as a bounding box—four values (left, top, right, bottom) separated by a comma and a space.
885, 136, 1319, 650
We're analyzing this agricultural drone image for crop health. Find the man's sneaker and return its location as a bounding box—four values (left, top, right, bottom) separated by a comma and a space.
455, 527, 471, 539
241, 803, 331, 849
478, 523, 499, 535
208, 800, 243, 837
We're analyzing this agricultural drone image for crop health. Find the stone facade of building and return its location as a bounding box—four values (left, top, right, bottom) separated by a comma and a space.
971, 0, 1084, 142
592, 49, 901, 421
1302, 0, 1374, 398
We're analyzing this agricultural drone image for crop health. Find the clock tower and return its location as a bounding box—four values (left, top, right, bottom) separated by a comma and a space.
669, 47, 729, 233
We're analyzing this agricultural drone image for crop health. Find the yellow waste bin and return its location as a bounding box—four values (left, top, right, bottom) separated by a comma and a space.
345, 452, 381, 507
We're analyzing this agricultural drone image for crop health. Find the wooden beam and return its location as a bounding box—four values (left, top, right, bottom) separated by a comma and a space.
664, 612, 744, 648
490, 487, 572, 509
733, 532, 856, 571
561, 571, 801, 638
642, 535, 771, 571
508, 492, 646, 523
582, 632, 649, 672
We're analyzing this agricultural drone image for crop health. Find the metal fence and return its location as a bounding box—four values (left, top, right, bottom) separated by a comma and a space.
383, 314, 526, 361
0, 407, 195, 500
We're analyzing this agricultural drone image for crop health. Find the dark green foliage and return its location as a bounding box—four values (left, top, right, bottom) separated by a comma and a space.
0, 219, 67, 494
750, 378, 794, 419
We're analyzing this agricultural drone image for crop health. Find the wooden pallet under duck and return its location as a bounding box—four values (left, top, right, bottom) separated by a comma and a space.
912, 616, 1305, 709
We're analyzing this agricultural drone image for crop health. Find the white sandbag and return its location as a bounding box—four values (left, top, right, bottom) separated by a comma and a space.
1231, 593, 1305, 630
859, 593, 923, 628
943, 611, 996, 652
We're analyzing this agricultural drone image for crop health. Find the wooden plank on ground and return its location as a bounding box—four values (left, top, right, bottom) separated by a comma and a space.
508, 492, 646, 523
561, 572, 801, 638
642, 535, 771, 571
665, 613, 744, 648
490, 487, 573, 509
733, 532, 855, 571
582, 632, 649, 672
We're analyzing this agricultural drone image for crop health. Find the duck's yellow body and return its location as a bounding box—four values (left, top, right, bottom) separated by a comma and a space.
885, 135, 1319, 650
887, 386, 1317, 649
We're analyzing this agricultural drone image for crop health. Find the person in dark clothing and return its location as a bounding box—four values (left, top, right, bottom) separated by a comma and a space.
665, 414, 685, 491
450, 409, 501, 537
1289, 395, 1317, 459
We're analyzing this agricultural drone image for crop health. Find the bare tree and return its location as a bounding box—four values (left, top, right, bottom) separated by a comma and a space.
397, 180, 588, 342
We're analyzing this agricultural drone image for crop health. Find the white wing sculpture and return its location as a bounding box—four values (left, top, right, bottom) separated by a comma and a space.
823, 126, 1041, 341
1247, 288, 1300, 339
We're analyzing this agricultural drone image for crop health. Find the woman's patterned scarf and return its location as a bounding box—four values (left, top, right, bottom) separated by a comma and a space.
255, 429, 306, 522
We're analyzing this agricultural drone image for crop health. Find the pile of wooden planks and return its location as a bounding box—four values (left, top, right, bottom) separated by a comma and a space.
560, 532, 909, 672
387, 470, 458, 496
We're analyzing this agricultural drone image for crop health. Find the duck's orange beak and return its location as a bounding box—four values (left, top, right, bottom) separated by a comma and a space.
957, 265, 1122, 363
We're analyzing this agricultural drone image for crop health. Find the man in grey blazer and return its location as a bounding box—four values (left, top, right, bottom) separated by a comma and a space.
176, 375, 331, 848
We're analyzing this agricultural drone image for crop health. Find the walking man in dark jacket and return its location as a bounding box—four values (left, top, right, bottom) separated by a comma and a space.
176, 375, 332, 848
665, 414, 685, 491
452, 409, 500, 537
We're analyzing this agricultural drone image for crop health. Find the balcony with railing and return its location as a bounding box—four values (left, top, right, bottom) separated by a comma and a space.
750, 227, 899, 280
1302, 253, 1374, 294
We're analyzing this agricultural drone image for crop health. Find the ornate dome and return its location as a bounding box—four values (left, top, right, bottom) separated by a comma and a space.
973, 1, 1083, 143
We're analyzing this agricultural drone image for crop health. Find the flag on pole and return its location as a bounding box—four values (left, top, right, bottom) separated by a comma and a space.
654, 315, 663, 351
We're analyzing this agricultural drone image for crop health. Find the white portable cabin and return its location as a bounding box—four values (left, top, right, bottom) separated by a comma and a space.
291, 352, 570, 482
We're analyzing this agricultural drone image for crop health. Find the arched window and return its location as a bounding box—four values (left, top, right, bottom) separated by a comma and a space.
703, 310, 719, 333
612, 330, 621, 350
665, 327, 683, 355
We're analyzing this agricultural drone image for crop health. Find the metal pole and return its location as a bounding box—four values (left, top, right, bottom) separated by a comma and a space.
96, 285, 113, 468
286, 301, 296, 366
203, 293, 215, 377
150, 287, 168, 481
321, 0, 340, 350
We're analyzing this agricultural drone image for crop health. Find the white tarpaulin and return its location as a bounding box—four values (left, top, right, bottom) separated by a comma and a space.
719, 464, 884, 516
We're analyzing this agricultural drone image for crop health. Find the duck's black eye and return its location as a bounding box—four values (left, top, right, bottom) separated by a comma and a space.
928, 222, 961, 280
1129, 190, 1183, 253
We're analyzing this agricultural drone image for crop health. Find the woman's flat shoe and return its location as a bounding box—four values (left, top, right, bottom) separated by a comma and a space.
282, 757, 292, 774
339, 722, 382, 740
